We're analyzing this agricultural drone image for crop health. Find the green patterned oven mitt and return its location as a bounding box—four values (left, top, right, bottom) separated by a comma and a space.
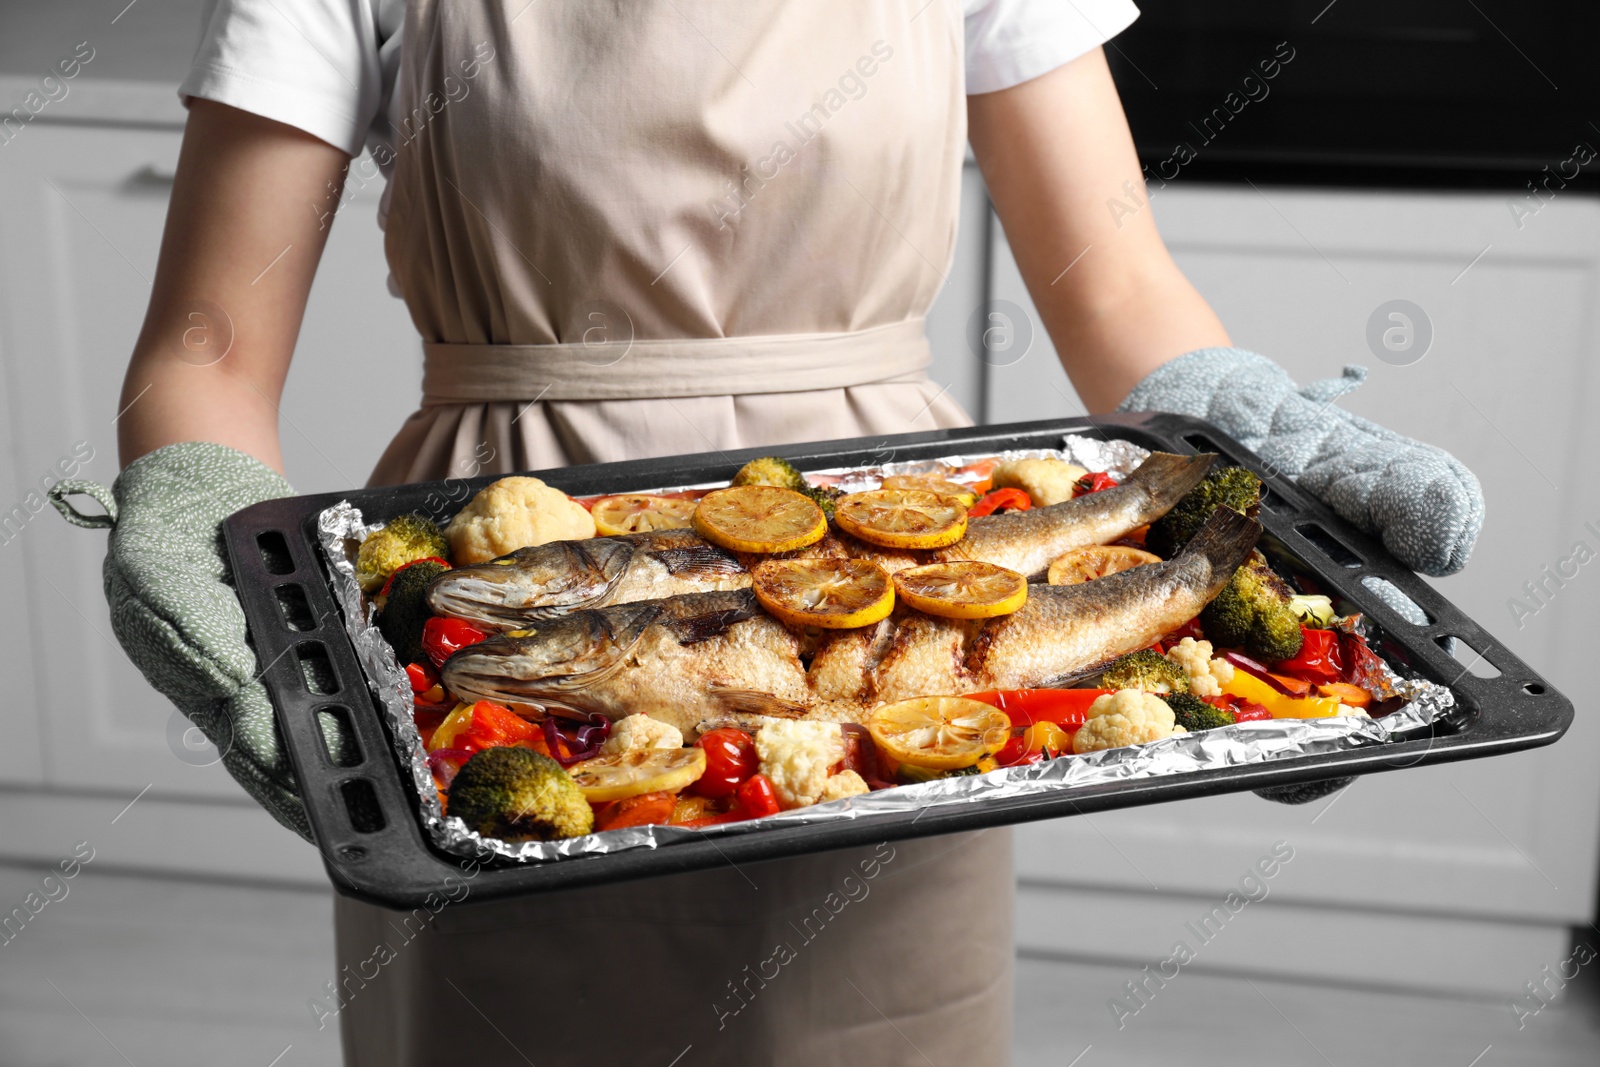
49, 443, 313, 840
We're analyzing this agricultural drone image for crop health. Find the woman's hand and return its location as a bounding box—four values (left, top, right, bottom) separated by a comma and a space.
117, 98, 351, 472
968, 47, 1230, 413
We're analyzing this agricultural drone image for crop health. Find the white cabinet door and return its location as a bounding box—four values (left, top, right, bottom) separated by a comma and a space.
995, 186, 1600, 987
0, 125, 415, 881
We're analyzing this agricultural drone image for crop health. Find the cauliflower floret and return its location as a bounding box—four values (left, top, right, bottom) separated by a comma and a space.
1337, 704, 1370, 719
818, 769, 870, 803
754, 720, 846, 808
990, 458, 1088, 507
1072, 690, 1182, 754
1164, 637, 1235, 698
446, 476, 596, 565
600, 713, 683, 755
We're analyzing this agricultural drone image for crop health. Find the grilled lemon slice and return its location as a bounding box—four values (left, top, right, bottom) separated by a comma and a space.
879, 473, 978, 508
834, 489, 967, 550
867, 696, 1011, 771
892, 561, 1028, 620
752, 558, 895, 629
692, 486, 827, 554
591, 494, 698, 536
1046, 545, 1161, 585
567, 747, 707, 803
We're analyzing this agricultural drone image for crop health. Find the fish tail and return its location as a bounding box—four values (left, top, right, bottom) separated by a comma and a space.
1127, 451, 1218, 506
1177, 505, 1261, 590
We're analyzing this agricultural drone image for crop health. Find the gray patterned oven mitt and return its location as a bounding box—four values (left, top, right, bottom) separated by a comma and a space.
1119, 347, 1484, 578
1122, 348, 1485, 805
49, 443, 314, 840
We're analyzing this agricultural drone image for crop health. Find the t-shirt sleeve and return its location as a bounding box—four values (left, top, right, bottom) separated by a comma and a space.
178, 0, 385, 156
964, 0, 1140, 95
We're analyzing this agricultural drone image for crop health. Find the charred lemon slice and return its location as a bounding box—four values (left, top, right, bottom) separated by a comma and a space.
867, 696, 1011, 771
591, 494, 697, 536
1046, 545, 1161, 586
567, 747, 707, 803
692, 486, 827, 554
893, 561, 1028, 620
834, 489, 967, 550
879, 473, 979, 509
752, 558, 895, 629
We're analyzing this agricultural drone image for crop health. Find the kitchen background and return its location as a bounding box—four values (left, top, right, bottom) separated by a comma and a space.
1, 1, 1597, 1064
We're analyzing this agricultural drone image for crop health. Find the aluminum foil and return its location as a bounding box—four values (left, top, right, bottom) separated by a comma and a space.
316, 435, 1454, 865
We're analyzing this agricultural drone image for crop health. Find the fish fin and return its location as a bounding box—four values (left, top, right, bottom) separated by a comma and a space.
1178, 504, 1261, 576
649, 544, 745, 577
668, 601, 762, 645
1127, 451, 1218, 504
711, 688, 809, 718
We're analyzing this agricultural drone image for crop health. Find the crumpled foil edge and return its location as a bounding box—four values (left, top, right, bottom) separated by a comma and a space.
315, 435, 1454, 865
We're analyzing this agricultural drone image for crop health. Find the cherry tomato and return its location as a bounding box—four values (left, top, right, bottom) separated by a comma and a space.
690, 728, 759, 798
736, 773, 783, 817
968, 488, 1032, 517
593, 791, 678, 832
405, 661, 439, 693
422, 616, 489, 667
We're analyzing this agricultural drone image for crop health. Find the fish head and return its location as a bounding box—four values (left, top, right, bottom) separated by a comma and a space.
425, 539, 637, 631
439, 603, 661, 715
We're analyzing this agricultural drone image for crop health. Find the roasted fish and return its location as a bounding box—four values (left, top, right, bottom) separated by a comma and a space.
441, 507, 1260, 737
429, 451, 1218, 631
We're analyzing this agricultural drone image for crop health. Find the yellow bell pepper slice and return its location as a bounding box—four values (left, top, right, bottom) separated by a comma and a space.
1222, 671, 1344, 719
426, 702, 476, 752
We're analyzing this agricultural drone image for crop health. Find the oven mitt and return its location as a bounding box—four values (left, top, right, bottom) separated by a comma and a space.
48, 442, 319, 841
1118, 348, 1484, 577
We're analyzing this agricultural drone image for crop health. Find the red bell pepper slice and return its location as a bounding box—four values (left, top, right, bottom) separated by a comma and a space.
1073, 472, 1118, 495
735, 774, 783, 817
422, 616, 489, 667
1273, 627, 1345, 684
968, 488, 1032, 517
593, 791, 677, 832
462, 700, 544, 754
966, 689, 1110, 731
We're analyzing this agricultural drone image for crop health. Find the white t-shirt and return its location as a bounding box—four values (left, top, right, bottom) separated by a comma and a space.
180, 0, 1140, 162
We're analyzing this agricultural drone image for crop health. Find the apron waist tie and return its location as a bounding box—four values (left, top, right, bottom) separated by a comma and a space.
421, 319, 932, 404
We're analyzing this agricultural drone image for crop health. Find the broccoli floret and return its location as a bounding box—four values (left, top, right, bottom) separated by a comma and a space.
1147, 467, 1262, 558
356, 514, 449, 593
1200, 552, 1306, 662
376, 559, 448, 664
1161, 692, 1236, 732
1290, 593, 1336, 628
802, 484, 841, 519
731, 457, 807, 492
446, 747, 594, 840
1101, 649, 1189, 694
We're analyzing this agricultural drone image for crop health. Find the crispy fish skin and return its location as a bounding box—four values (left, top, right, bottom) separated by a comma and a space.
442, 508, 1260, 735
966, 506, 1259, 691
428, 452, 1218, 631
425, 529, 749, 630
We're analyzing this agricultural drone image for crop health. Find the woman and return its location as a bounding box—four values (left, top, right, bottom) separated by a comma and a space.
50, 2, 1482, 1064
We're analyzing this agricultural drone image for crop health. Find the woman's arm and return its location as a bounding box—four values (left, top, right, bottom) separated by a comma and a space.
968, 48, 1230, 413
117, 99, 351, 472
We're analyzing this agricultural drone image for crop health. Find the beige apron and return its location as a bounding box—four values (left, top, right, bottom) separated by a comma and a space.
344, 3, 1012, 1064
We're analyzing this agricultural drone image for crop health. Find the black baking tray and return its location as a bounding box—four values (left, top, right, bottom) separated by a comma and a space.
224, 413, 1572, 909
